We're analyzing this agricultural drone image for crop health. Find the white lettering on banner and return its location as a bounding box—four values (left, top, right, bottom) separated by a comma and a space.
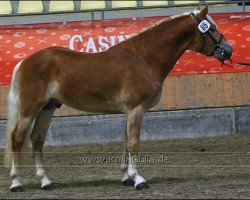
98, 36, 109, 52
110, 36, 116, 47
69, 34, 132, 53
118, 35, 131, 42
86, 37, 97, 53
69, 35, 83, 52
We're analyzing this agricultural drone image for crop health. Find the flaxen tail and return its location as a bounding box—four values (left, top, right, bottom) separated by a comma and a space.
3, 61, 29, 168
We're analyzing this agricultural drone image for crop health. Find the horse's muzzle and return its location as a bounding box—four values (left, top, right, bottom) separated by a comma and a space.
212, 41, 233, 62
215, 45, 232, 62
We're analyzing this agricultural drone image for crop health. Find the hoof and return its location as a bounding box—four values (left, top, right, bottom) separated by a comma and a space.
10, 186, 23, 192
136, 182, 149, 190
42, 183, 55, 190
122, 179, 135, 187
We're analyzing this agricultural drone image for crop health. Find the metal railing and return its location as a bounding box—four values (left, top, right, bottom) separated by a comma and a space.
0, 0, 249, 18
0, 0, 248, 26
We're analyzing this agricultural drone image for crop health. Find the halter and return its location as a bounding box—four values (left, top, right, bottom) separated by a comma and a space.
191, 12, 250, 67
190, 12, 226, 58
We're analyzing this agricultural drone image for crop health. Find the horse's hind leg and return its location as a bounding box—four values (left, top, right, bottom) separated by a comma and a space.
30, 107, 56, 190
10, 117, 33, 192
121, 107, 149, 190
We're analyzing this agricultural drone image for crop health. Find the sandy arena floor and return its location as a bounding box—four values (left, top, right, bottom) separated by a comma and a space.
0, 135, 249, 199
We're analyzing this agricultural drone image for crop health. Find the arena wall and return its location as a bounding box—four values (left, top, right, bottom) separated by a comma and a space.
0, 105, 249, 148
0, 72, 249, 147
1, 72, 250, 119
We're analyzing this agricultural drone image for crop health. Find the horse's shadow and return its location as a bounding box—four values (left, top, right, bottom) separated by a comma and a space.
50, 177, 186, 189
55, 179, 122, 188
25, 173, 249, 190
26, 179, 121, 190
150, 173, 250, 185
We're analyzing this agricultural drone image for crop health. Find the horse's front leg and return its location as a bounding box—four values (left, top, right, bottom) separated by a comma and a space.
121, 106, 149, 190
120, 129, 135, 187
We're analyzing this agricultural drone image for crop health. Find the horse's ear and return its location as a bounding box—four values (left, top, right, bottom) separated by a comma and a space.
198, 5, 208, 19
196, 5, 201, 10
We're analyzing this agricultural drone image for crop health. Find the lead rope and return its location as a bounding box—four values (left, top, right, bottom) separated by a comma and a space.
222, 59, 250, 67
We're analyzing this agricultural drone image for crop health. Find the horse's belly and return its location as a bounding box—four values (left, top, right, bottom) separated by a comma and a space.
60, 92, 123, 114
65, 101, 123, 114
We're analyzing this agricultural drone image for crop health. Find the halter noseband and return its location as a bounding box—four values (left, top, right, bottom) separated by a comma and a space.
190, 12, 225, 58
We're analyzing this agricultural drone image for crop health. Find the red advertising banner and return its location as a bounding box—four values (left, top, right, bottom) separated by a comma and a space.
0, 13, 249, 85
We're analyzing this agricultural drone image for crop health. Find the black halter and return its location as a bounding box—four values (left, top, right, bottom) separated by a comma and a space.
191, 12, 250, 67
190, 12, 225, 57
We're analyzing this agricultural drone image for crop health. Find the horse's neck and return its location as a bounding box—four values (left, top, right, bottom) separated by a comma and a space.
132, 14, 196, 79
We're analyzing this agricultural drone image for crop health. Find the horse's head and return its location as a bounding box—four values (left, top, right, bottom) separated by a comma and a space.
190, 6, 232, 63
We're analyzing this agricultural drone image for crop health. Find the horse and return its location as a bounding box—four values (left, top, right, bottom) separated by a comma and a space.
4, 5, 232, 192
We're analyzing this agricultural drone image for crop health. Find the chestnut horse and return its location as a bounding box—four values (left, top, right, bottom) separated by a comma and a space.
4, 6, 232, 192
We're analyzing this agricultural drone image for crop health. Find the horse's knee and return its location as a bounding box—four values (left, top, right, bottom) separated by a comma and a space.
127, 140, 139, 154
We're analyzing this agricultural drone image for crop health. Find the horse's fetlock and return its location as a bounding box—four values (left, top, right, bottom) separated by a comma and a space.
127, 165, 138, 178
10, 171, 18, 179
36, 169, 46, 178
120, 163, 128, 172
